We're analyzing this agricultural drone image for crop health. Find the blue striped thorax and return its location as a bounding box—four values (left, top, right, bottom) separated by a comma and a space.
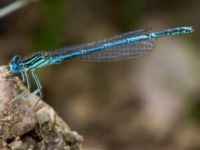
9, 52, 48, 73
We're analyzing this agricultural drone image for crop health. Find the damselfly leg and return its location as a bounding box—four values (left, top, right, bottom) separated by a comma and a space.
21, 71, 25, 82
26, 70, 43, 110
12, 70, 30, 101
31, 70, 43, 97
12, 70, 43, 109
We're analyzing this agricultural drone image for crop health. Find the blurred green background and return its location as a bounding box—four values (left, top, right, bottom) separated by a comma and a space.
0, 0, 200, 149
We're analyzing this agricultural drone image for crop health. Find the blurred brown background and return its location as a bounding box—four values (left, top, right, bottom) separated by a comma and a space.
0, 0, 200, 149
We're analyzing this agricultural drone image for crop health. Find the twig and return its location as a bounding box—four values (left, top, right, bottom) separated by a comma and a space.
0, 0, 34, 19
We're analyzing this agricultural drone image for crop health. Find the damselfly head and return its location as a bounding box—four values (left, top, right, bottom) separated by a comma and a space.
11, 55, 22, 63
9, 55, 22, 73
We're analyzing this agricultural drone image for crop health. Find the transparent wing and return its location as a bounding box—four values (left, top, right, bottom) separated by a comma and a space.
80, 39, 156, 61
46, 29, 156, 61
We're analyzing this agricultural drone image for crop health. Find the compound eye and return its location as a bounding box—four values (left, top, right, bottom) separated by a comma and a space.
12, 55, 22, 63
